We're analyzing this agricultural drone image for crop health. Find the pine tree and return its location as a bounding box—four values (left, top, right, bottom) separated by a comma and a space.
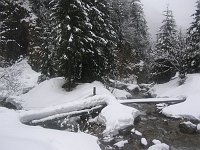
85, 0, 117, 82
152, 6, 178, 83
187, 0, 200, 73
155, 6, 177, 58
52, 0, 116, 90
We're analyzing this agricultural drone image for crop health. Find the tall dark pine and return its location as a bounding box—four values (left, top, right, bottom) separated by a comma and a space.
152, 6, 177, 83
0, 0, 29, 63
187, 0, 200, 73
54, 0, 116, 90
155, 6, 177, 58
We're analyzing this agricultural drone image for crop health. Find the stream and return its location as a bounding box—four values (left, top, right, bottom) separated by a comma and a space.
27, 101, 200, 150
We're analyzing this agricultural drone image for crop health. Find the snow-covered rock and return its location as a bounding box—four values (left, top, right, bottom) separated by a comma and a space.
0, 107, 101, 150
179, 121, 197, 134
197, 124, 200, 133
111, 88, 132, 99
148, 143, 169, 150
97, 103, 140, 135
141, 138, 148, 146
114, 140, 128, 148
131, 128, 142, 136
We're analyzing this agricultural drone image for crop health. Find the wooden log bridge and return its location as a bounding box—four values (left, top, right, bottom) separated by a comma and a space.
118, 97, 186, 104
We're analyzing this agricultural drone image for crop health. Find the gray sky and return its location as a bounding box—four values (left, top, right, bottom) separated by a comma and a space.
140, 0, 197, 40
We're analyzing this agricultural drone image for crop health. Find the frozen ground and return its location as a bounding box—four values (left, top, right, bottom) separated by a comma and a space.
151, 74, 200, 120
0, 107, 101, 150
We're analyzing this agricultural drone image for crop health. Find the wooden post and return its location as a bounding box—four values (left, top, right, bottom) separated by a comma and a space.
93, 87, 96, 96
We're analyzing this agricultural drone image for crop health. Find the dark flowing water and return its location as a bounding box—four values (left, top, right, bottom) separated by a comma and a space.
26, 102, 200, 150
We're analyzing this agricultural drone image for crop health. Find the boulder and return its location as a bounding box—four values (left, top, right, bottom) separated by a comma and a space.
179, 121, 197, 134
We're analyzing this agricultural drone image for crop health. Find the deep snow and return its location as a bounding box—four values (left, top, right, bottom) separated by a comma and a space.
0, 59, 140, 149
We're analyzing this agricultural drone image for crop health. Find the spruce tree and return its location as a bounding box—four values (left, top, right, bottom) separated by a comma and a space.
152, 6, 177, 83
28, 0, 60, 77
53, 0, 116, 90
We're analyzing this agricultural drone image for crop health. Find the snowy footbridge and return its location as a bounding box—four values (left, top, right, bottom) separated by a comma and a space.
118, 97, 185, 104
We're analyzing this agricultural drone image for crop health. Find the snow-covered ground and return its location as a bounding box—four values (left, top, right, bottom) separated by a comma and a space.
0, 59, 140, 149
0, 107, 101, 150
151, 74, 200, 120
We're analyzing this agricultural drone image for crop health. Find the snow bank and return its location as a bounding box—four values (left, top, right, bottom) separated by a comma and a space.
17, 78, 112, 110
97, 103, 140, 135
0, 107, 101, 150
152, 74, 200, 120
162, 94, 200, 120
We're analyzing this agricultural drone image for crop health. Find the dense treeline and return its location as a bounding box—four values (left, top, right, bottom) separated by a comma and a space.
0, 0, 200, 87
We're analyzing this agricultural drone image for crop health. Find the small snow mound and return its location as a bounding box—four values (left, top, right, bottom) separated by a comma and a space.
141, 138, 148, 146
148, 143, 169, 150
152, 139, 161, 145
114, 140, 128, 148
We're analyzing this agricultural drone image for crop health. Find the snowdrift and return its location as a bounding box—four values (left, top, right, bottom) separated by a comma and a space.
0, 107, 101, 150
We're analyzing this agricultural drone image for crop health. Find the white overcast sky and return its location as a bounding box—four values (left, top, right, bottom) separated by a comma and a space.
140, 0, 197, 40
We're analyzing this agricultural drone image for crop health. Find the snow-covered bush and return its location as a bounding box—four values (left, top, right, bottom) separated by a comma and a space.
0, 59, 40, 98
0, 63, 23, 97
